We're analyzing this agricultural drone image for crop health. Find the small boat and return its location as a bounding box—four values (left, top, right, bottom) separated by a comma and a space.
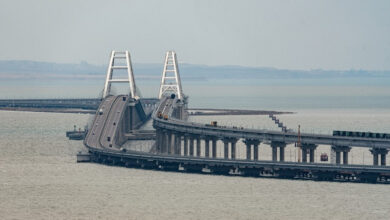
66, 125, 87, 140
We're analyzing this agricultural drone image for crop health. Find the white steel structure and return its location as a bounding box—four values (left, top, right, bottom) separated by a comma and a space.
102, 51, 137, 99
158, 51, 183, 100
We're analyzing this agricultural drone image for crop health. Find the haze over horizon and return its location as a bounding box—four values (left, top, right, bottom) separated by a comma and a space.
1, 0, 390, 71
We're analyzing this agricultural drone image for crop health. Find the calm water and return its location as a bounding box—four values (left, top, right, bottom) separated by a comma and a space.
1, 107, 390, 220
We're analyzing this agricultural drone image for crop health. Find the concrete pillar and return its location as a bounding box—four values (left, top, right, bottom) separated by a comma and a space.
189, 137, 194, 156
343, 151, 348, 165
223, 140, 229, 159
336, 151, 341, 164
161, 131, 167, 154
155, 129, 161, 153
302, 147, 307, 163
370, 148, 388, 166
373, 153, 379, 166
196, 137, 201, 157
184, 136, 188, 156
205, 139, 210, 158
381, 153, 387, 166
309, 149, 315, 163
231, 141, 236, 160
272, 146, 277, 162
271, 141, 286, 162
280, 146, 285, 162
175, 134, 181, 155
243, 139, 260, 160
212, 139, 217, 158
167, 132, 172, 154
254, 144, 259, 161
332, 145, 350, 165
246, 144, 251, 160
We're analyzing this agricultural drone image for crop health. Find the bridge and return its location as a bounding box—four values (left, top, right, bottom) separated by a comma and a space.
83, 50, 390, 184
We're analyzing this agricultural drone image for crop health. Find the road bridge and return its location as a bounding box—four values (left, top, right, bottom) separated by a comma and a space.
84, 50, 390, 184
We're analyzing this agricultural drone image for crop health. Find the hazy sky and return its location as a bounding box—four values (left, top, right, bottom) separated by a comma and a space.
1, 0, 389, 70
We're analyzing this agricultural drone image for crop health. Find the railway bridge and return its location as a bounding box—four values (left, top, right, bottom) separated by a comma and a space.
84, 50, 390, 184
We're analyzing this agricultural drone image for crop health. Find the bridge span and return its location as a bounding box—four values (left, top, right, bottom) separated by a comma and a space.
83, 50, 390, 184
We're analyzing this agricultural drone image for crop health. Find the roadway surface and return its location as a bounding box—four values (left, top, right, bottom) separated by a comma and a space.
99, 95, 128, 148
85, 95, 128, 149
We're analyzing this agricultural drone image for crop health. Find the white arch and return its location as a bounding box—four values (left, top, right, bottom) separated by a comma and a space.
158, 51, 183, 100
102, 50, 137, 99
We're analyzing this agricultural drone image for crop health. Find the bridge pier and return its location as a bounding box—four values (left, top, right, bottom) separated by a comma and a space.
196, 137, 201, 157
254, 144, 259, 160
231, 141, 237, 159
212, 139, 217, 158
302, 144, 317, 163
280, 145, 285, 162
223, 138, 237, 159
156, 129, 162, 153
161, 130, 167, 154
332, 146, 351, 165
167, 131, 173, 154
183, 135, 189, 156
243, 139, 261, 160
246, 144, 251, 160
223, 140, 229, 159
174, 133, 182, 155
271, 141, 287, 162
189, 136, 194, 156
370, 148, 388, 166
204, 138, 210, 158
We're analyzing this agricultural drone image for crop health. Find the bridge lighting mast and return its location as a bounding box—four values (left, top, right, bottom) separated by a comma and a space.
158, 51, 184, 100
102, 51, 137, 99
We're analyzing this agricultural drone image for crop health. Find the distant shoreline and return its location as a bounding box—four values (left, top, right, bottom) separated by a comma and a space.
0, 107, 293, 115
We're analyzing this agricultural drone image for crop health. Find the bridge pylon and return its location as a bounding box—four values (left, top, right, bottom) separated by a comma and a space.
158, 51, 184, 100
102, 51, 137, 99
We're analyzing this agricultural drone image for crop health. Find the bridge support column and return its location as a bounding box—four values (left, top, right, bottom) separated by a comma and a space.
161, 131, 167, 154
174, 133, 181, 155
196, 137, 201, 157
212, 139, 217, 158
336, 151, 341, 164
309, 148, 315, 163
223, 138, 237, 159
271, 141, 286, 162
156, 129, 162, 153
189, 137, 194, 156
280, 145, 285, 162
167, 132, 172, 154
301, 143, 317, 163
223, 140, 229, 159
301, 146, 307, 163
243, 139, 261, 160
370, 148, 388, 166
343, 151, 349, 165
246, 143, 251, 160
254, 142, 259, 160
381, 151, 388, 166
204, 139, 210, 158
272, 146, 277, 162
231, 141, 237, 160
184, 135, 189, 156
332, 146, 351, 165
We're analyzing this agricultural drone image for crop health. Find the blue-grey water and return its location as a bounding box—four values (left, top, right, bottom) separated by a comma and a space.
1, 80, 390, 219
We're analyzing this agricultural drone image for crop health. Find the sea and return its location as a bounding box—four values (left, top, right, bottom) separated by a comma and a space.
1, 79, 390, 219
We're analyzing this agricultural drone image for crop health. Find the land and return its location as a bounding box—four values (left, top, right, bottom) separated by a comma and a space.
0, 107, 292, 115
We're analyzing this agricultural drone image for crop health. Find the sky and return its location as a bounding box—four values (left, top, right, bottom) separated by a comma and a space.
0, 0, 390, 70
